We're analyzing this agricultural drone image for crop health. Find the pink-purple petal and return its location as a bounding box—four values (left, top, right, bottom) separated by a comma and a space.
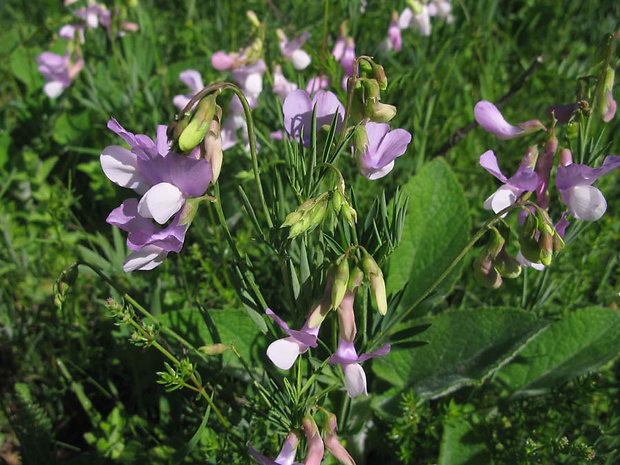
474, 101, 525, 140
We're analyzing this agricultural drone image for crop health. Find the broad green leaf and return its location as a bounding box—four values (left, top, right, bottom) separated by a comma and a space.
10, 47, 44, 91
158, 308, 262, 366
497, 307, 620, 396
53, 112, 91, 145
0, 132, 11, 169
439, 416, 490, 465
372, 308, 548, 398
386, 158, 470, 313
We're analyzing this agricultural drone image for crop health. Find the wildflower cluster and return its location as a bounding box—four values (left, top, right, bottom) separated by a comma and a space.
473, 74, 619, 286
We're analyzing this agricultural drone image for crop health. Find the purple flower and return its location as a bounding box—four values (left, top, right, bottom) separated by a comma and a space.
545, 103, 579, 124
249, 431, 302, 465
555, 155, 620, 221
231, 59, 266, 109
265, 308, 319, 370
480, 150, 538, 214
72, 2, 106, 28
278, 30, 312, 70
36, 51, 83, 98
387, 13, 402, 52
399, 6, 431, 36
474, 101, 546, 140
356, 122, 412, 180
101, 119, 211, 225
272, 65, 298, 100
428, 0, 455, 24
107, 199, 187, 272
283, 90, 345, 147
601, 91, 617, 123
305, 76, 329, 95
173, 70, 204, 110
328, 339, 390, 397
59, 24, 85, 43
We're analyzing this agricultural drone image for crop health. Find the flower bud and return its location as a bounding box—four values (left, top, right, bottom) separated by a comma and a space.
365, 99, 397, 123
597, 67, 616, 122
352, 125, 369, 159
246, 10, 260, 28
307, 275, 334, 328
203, 107, 224, 182
538, 224, 554, 266
519, 212, 541, 264
288, 214, 311, 238
331, 257, 350, 310
341, 202, 358, 227
198, 343, 228, 355
493, 250, 522, 279
373, 63, 388, 91
473, 251, 502, 289
324, 411, 356, 465
179, 94, 218, 152
302, 415, 324, 465
519, 119, 547, 135
521, 145, 538, 169
167, 112, 191, 144
559, 148, 573, 167
361, 249, 387, 315
331, 190, 343, 216
360, 77, 381, 100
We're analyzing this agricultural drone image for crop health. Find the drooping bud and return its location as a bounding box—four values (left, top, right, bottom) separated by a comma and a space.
307, 274, 335, 328
179, 94, 218, 152
302, 415, 324, 465
597, 67, 616, 122
493, 249, 522, 279
519, 211, 541, 264
521, 145, 539, 169
538, 223, 554, 266
341, 202, 358, 227
473, 251, 502, 289
337, 267, 363, 342
331, 190, 343, 216
331, 256, 350, 310
365, 99, 397, 123
352, 125, 369, 159
361, 248, 387, 315
360, 77, 381, 100
324, 411, 356, 465
203, 106, 224, 182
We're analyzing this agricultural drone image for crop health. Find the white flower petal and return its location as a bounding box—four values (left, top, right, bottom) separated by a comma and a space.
483, 186, 517, 215
100, 145, 149, 193
266, 338, 302, 370
290, 49, 311, 70
44, 81, 65, 99
137, 182, 184, 224
123, 246, 167, 272
563, 185, 607, 221
343, 363, 367, 397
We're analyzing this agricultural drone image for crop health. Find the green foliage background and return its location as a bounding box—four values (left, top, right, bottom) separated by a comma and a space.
1, 0, 619, 463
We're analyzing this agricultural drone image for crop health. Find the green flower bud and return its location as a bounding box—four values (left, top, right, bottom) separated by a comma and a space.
168, 112, 191, 145
341, 203, 358, 227
199, 343, 228, 355
365, 99, 397, 123
331, 190, 343, 216
519, 213, 541, 263
179, 94, 217, 153
288, 215, 311, 238
373, 63, 388, 90
204, 106, 224, 182
473, 252, 503, 289
494, 250, 522, 279
538, 223, 554, 266
358, 59, 373, 78
361, 249, 387, 315
360, 77, 381, 100
331, 257, 350, 310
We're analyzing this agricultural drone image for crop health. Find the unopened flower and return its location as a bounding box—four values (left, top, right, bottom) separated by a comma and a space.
399, 4, 431, 36
36, 51, 83, 98
173, 70, 204, 110
231, 59, 266, 108
59, 24, 85, 43
555, 153, 620, 221
302, 415, 324, 465
265, 308, 319, 370
283, 90, 345, 147
249, 431, 302, 465
328, 339, 390, 397
387, 12, 402, 52
278, 30, 312, 70
354, 122, 411, 180
324, 412, 356, 465
474, 101, 546, 140
479, 149, 538, 214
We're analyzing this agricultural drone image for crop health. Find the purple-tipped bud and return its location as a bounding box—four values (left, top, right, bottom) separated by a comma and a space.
473, 252, 502, 289
307, 274, 334, 328
538, 223, 554, 266
535, 130, 558, 209
521, 145, 539, 169
361, 249, 387, 315
559, 148, 573, 167
204, 107, 224, 182
324, 412, 356, 465
597, 68, 616, 123
302, 415, 324, 465
337, 268, 362, 343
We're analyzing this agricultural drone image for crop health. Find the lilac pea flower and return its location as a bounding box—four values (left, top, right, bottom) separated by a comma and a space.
332, 34, 346, 62
283, 90, 345, 147
545, 103, 579, 124
278, 30, 312, 70
306, 76, 329, 96
211, 51, 237, 71
357, 122, 412, 180
601, 91, 617, 123
72, 2, 106, 29
399, 6, 431, 36
302, 416, 324, 465
59, 24, 85, 43
249, 431, 302, 465
173, 70, 204, 110
266, 308, 319, 370
429, 0, 455, 24
98, 10, 138, 35
555, 155, 620, 221
231, 59, 266, 109
388, 12, 402, 52
480, 150, 538, 214
340, 38, 356, 77
328, 339, 390, 398
324, 413, 355, 465
273, 65, 298, 100
107, 199, 187, 272
474, 101, 546, 140
36, 51, 83, 99
101, 119, 212, 224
